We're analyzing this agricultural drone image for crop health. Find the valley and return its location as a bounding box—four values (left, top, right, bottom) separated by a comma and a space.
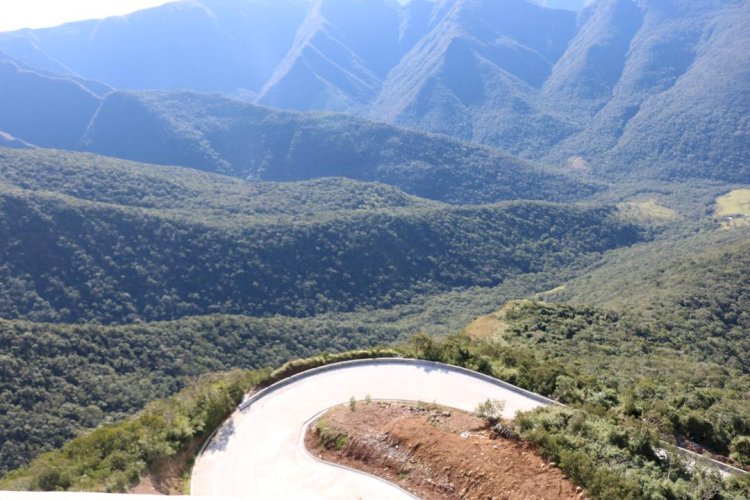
0, 0, 748, 498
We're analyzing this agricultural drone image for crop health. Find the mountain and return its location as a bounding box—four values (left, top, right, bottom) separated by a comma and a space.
0, 147, 436, 216
0, 146, 645, 474
79, 90, 599, 204
4, 0, 746, 183
0, 52, 102, 149
483, 228, 750, 461
257, 0, 405, 111
0, 147, 642, 324
543, 0, 750, 181
369, 0, 580, 155
0, 0, 308, 93
550, 228, 750, 370
0, 58, 600, 205
0, 131, 32, 149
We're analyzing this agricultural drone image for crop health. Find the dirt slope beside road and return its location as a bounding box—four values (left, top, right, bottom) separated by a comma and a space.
307, 401, 583, 500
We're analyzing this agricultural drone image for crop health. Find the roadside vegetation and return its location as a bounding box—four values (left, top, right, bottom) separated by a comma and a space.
0, 370, 264, 492
0, 348, 398, 493
3, 330, 750, 497
406, 333, 750, 498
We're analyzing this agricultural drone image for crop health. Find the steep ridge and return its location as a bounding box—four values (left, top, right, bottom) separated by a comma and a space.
544, 0, 750, 181
79, 90, 599, 204
0, 53, 102, 149
0, 131, 33, 149
0, 53, 599, 205
1, 0, 747, 182
257, 0, 404, 111
370, 0, 579, 154
0, 0, 309, 93
603, 0, 750, 181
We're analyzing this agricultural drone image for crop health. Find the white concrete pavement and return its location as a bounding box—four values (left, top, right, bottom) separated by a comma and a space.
190, 358, 555, 498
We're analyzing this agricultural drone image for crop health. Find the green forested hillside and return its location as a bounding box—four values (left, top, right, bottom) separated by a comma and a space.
0, 315, 401, 476
0, 368, 267, 491
496, 299, 750, 464
551, 230, 750, 370
0, 150, 641, 324
0, 149, 436, 216
79, 91, 598, 204
475, 228, 750, 463
0, 0, 747, 494
2, 0, 747, 184
0, 262, 585, 478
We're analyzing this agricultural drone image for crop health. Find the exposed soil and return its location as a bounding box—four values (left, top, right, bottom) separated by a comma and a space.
130, 438, 201, 495
306, 401, 584, 500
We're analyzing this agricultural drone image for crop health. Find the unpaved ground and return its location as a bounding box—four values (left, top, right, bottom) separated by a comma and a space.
130, 440, 200, 495
306, 401, 583, 500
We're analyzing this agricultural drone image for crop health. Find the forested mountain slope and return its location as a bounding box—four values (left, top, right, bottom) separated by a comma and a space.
0, 148, 436, 216
0, 147, 647, 476
549, 229, 750, 370
2, 0, 746, 182
544, 0, 750, 181
0, 62, 601, 205
0, 148, 642, 324
0, 315, 400, 477
79, 91, 598, 204
0, 53, 102, 149
369, 0, 579, 155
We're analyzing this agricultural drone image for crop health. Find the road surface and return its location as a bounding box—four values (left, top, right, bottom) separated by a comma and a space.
190, 358, 554, 498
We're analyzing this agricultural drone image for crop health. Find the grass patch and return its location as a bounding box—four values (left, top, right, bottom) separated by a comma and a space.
315, 420, 348, 451
617, 199, 678, 224
716, 189, 750, 227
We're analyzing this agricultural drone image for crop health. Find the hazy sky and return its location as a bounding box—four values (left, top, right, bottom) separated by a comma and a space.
0, 0, 176, 32
0, 0, 588, 33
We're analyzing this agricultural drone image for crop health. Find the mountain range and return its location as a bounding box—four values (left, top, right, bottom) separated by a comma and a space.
0, 58, 598, 205
1, 0, 747, 182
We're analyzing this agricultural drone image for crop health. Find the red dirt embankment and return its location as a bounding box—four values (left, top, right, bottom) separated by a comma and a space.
306, 401, 584, 500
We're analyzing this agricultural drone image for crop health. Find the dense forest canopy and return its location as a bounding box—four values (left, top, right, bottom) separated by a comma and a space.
0, 149, 644, 325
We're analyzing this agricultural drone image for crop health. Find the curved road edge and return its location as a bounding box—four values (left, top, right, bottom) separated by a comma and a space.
298, 405, 420, 499
192, 356, 745, 497
237, 357, 561, 412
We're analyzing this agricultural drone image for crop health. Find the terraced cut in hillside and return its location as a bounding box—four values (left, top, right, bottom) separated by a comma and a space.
306, 401, 583, 500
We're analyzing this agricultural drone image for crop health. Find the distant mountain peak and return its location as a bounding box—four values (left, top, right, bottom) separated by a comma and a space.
0, 0, 747, 182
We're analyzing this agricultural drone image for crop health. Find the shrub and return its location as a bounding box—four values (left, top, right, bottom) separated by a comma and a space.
475, 399, 506, 424
730, 436, 750, 465
315, 420, 348, 451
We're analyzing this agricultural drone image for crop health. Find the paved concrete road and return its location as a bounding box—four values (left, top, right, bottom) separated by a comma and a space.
190, 359, 554, 498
